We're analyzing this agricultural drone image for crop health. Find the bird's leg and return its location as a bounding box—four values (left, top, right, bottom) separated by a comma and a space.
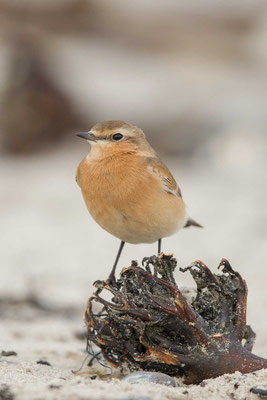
108, 241, 125, 283
158, 238, 162, 254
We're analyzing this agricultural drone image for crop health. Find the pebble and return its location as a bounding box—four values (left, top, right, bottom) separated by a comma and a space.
0, 384, 14, 400
36, 360, 51, 366
122, 371, 177, 387
48, 379, 64, 389
1, 350, 17, 357
250, 385, 267, 397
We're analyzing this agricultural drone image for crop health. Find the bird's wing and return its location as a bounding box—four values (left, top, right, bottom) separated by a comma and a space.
145, 156, 203, 228
145, 156, 182, 197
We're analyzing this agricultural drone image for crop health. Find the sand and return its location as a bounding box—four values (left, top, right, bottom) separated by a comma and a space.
1, 310, 266, 400
1, 306, 267, 400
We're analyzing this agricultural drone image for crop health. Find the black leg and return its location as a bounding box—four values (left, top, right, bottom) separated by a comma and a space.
158, 238, 162, 254
108, 241, 125, 282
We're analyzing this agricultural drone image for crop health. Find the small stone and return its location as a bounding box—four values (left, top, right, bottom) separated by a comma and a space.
250, 385, 267, 397
0, 384, 14, 400
234, 382, 239, 389
48, 379, 64, 389
36, 360, 51, 366
122, 372, 177, 387
1, 350, 17, 357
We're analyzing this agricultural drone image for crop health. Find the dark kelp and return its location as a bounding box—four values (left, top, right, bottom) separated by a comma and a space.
84, 254, 267, 384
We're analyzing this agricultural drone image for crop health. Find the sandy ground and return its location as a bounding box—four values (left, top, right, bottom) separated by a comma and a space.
1, 302, 267, 400
1, 136, 267, 399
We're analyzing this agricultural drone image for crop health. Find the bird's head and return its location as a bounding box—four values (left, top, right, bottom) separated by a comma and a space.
76, 120, 152, 156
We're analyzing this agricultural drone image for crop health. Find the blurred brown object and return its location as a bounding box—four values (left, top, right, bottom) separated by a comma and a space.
0, 35, 87, 153
0, 0, 93, 35
0, 0, 267, 155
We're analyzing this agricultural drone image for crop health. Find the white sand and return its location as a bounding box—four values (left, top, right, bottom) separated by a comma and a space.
1, 311, 267, 400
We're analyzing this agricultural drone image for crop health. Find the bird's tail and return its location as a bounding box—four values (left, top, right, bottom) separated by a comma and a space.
184, 218, 203, 229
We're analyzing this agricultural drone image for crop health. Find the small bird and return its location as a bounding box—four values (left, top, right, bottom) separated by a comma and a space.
76, 120, 202, 281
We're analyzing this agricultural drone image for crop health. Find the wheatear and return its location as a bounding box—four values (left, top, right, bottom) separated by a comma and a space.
76, 120, 201, 281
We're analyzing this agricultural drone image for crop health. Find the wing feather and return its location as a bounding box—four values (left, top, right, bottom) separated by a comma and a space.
146, 157, 182, 197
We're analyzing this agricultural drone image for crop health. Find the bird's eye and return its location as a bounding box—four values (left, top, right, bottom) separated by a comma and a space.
112, 133, 123, 141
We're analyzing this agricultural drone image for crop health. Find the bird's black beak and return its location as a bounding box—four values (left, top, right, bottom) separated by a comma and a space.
76, 132, 97, 141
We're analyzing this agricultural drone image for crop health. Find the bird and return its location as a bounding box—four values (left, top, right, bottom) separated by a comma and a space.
76, 120, 202, 281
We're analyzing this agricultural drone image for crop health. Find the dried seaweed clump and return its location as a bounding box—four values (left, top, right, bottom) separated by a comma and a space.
84, 254, 267, 384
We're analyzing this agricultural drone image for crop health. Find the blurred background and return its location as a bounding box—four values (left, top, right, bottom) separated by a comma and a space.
1, 0, 267, 357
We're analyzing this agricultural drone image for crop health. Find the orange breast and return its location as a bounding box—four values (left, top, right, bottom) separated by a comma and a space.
77, 153, 186, 243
